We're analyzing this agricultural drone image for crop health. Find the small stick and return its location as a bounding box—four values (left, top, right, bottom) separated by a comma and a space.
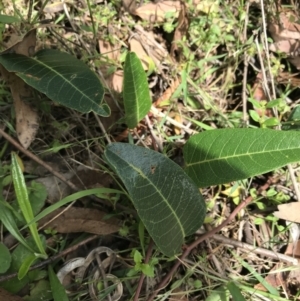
150, 106, 197, 135
0, 234, 100, 282
146, 195, 253, 301
0, 128, 79, 192
93, 112, 112, 144
147, 180, 272, 300
196, 230, 298, 266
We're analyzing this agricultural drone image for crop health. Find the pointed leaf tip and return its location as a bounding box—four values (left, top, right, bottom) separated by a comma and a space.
123, 52, 151, 128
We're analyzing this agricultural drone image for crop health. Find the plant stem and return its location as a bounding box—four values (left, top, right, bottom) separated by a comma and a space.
146, 194, 257, 301
133, 240, 154, 301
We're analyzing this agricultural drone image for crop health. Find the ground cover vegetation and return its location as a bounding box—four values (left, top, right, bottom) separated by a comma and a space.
1, 0, 300, 300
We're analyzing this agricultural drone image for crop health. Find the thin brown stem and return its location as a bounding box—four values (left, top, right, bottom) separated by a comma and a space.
0, 128, 79, 191
133, 239, 154, 301
0, 234, 100, 282
146, 195, 254, 301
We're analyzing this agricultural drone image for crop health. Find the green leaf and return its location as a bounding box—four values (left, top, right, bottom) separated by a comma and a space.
0, 242, 11, 273
28, 181, 47, 216
205, 287, 230, 301
141, 263, 154, 277
123, 52, 152, 128
23, 279, 52, 301
249, 110, 260, 122
0, 49, 110, 116
0, 200, 36, 253
105, 143, 206, 256
11, 152, 47, 257
0, 14, 20, 24
282, 105, 300, 131
11, 181, 47, 227
0, 236, 43, 293
227, 282, 246, 301
262, 117, 279, 127
184, 128, 300, 187
18, 254, 38, 280
233, 253, 279, 296
134, 250, 143, 264
48, 265, 69, 301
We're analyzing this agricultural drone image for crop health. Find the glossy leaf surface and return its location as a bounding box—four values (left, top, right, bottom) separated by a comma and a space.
0, 49, 110, 116
184, 128, 300, 187
123, 52, 151, 128
105, 143, 206, 256
11, 152, 47, 257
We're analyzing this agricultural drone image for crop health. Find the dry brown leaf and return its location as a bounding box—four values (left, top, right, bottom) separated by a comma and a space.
268, 11, 300, 69
129, 38, 149, 70
251, 72, 273, 118
35, 167, 113, 203
286, 265, 300, 289
35, 172, 74, 203
133, 25, 169, 72
110, 70, 123, 93
0, 288, 24, 301
134, 1, 181, 23
40, 207, 120, 235
174, 114, 183, 135
122, 0, 136, 14
169, 288, 189, 301
44, 2, 64, 13
170, 2, 188, 58
285, 242, 300, 289
154, 77, 180, 107
0, 29, 39, 149
269, 13, 300, 40
274, 202, 300, 223
12, 79, 39, 149
2, 29, 36, 56
252, 72, 266, 101
98, 37, 124, 95
285, 241, 300, 258
254, 262, 286, 291
98, 38, 120, 62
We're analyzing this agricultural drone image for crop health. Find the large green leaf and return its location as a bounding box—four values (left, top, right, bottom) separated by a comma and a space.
105, 143, 206, 256
48, 265, 69, 301
123, 52, 152, 128
0, 49, 110, 116
282, 105, 300, 131
184, 128, 300, 187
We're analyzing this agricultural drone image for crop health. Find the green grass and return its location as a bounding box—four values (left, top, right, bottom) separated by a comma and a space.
0, 0, 298, 300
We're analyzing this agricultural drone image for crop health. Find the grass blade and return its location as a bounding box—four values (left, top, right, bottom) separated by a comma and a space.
11, 152, 47, 258
0, 200, 35, 253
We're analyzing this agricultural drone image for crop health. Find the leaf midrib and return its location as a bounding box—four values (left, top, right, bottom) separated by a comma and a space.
120, 158, 185, 238
186, 148, 293, 167
129, 57, 140, 122
16, 54, 94, 102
